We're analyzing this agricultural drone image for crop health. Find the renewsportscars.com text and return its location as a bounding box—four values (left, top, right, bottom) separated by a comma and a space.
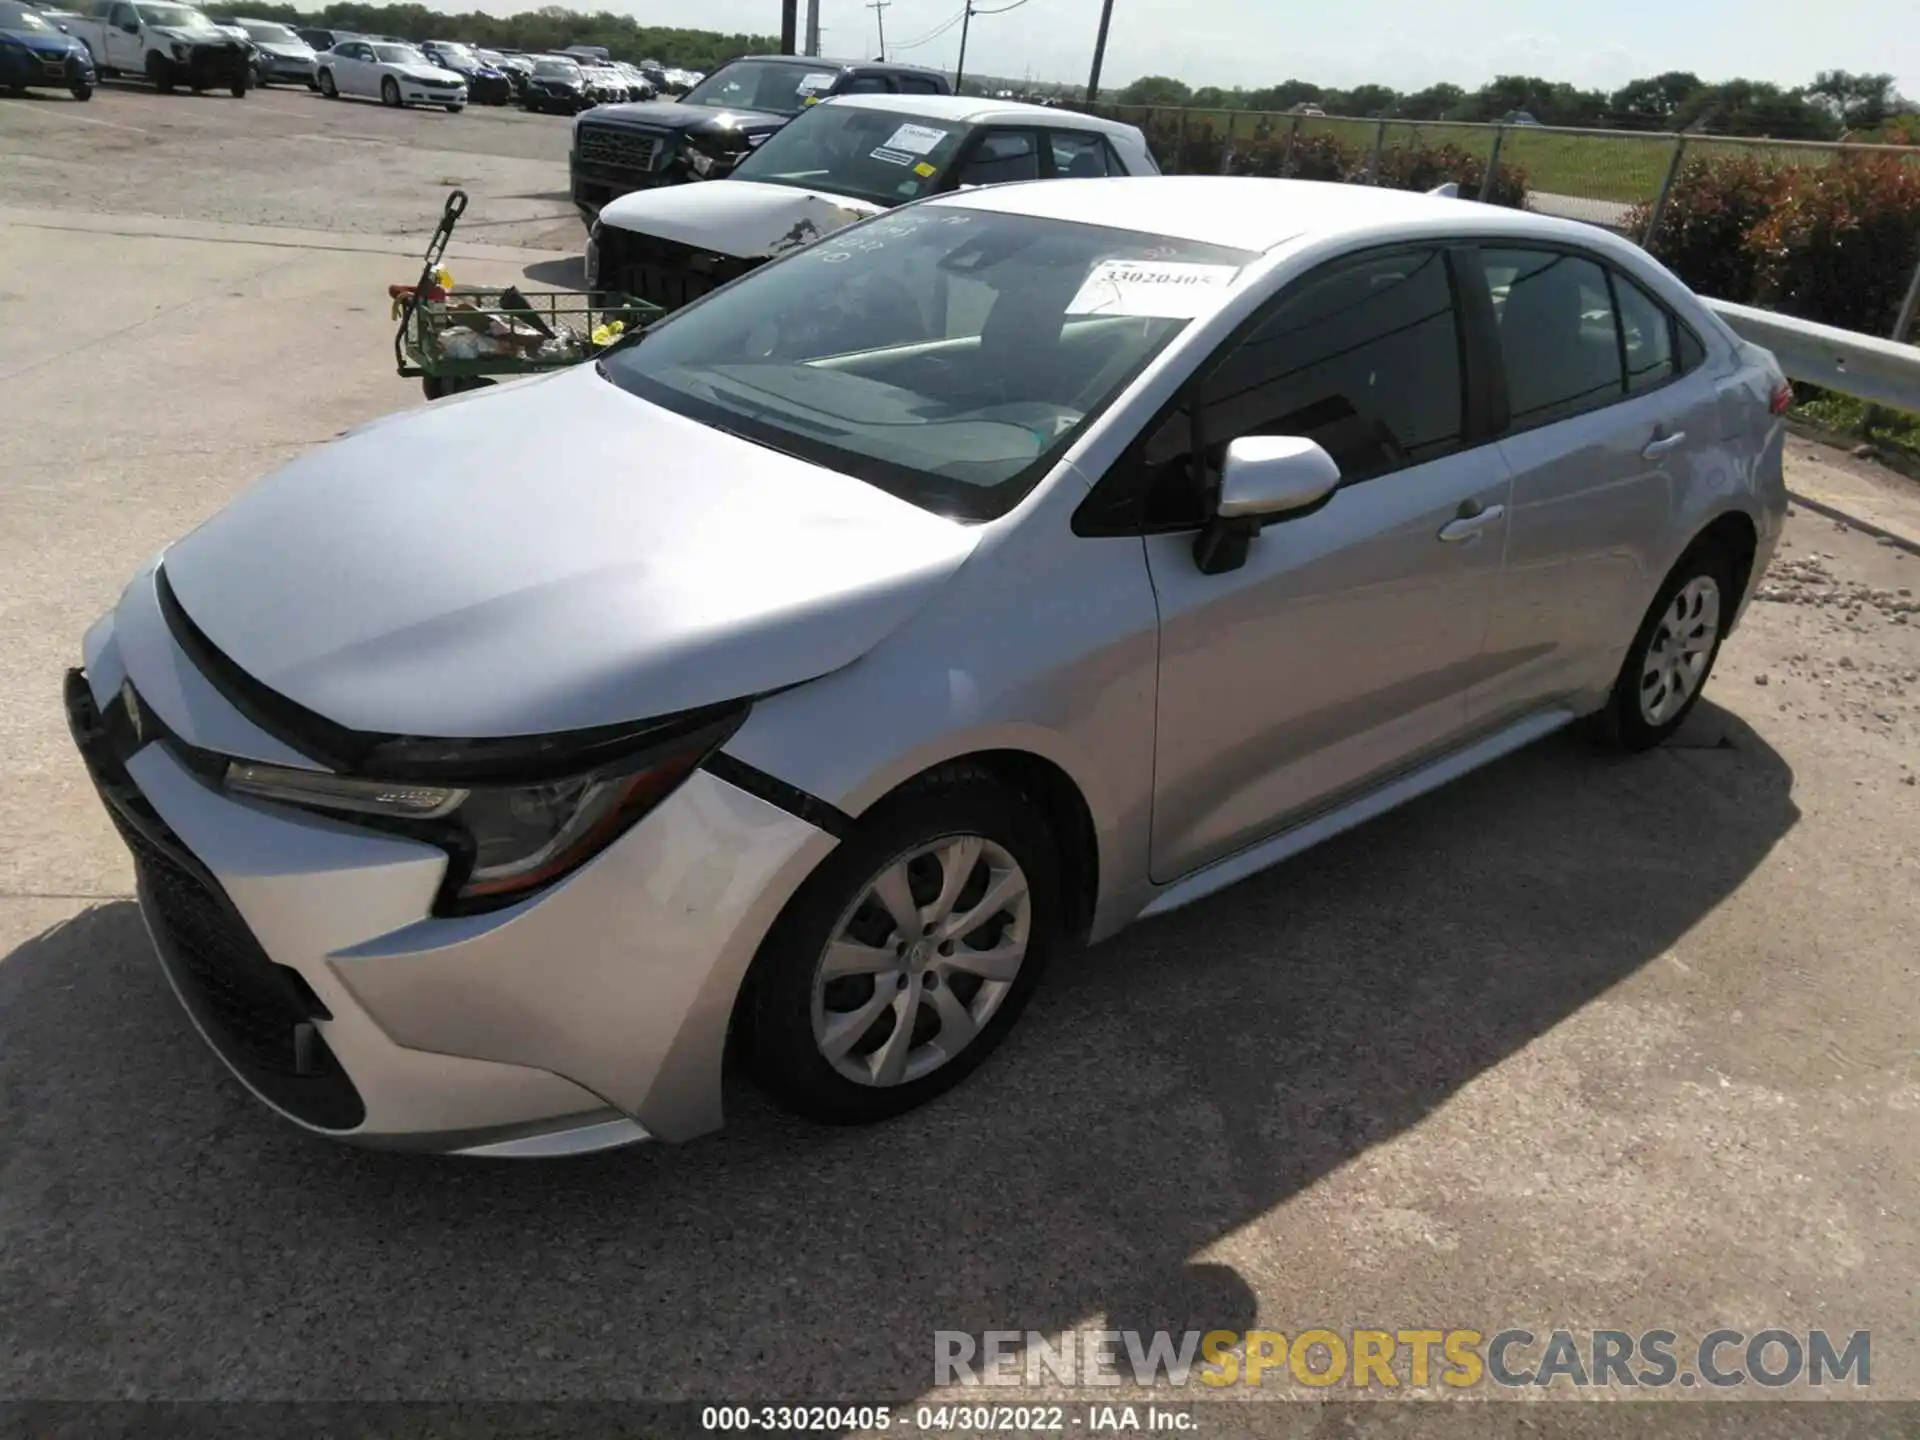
934, 1327, 1871, 1390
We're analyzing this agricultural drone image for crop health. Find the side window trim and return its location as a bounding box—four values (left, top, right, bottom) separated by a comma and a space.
1072, 240, 1485, 539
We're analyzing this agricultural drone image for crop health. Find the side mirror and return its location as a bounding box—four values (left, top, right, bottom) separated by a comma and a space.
1192, 436, 1341, 576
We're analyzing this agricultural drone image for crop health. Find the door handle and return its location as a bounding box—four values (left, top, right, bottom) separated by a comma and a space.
1437, 503, 1505, 543
1642, 430, 1687, 459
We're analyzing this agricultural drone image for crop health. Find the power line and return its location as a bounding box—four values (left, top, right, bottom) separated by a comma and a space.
893, 6, 966, 50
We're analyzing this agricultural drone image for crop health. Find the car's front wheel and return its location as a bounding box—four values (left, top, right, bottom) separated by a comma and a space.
317, 67, 336, 97
70, 80, 93, 100
380, 75, 400, 107
745, 767, 1059, 1124
1597, 540, 1736, 750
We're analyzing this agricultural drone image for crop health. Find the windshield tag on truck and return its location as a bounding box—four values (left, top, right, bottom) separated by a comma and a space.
881, 122, 948, 156
1065, 260, 1241, 318
870, 146, 915, 166
797, 71, 836, 92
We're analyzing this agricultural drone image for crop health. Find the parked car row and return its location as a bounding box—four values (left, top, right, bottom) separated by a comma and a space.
568, 53, 953, 222
588, 93, 1158, 313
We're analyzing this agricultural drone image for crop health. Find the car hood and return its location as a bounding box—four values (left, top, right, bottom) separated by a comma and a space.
399, 63, 462, 83
153, 25, 234, 43
258, 41, 313, 58
599, 178, 884, 261
3, 26, 78, 50
159, 365, 978, 738
587, 98, 789, 135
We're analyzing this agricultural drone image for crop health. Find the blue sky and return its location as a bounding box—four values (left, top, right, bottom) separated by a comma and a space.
450, 0, 1920, 98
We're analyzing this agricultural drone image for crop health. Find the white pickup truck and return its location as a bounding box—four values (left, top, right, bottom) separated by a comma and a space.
63, 0, 250, 94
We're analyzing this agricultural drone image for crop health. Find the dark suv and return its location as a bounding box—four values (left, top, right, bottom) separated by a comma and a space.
568, 54, 950, 224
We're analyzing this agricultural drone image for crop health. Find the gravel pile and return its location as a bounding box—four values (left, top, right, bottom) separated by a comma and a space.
1753, 554, 1918, 624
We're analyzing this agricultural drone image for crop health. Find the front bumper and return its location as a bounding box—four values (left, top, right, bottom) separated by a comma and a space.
466, 72, 511, 103
67, 567, 837, 1153
257, 52, 316, 81
401, 79, 466, 105
0, 44, 89, 88
174, 42, 250, 87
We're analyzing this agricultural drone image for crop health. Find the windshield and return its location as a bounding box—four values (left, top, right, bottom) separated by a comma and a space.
532, 58, 578, 77
682, 59, 833, 116
238, 20, 294, 40
138, 4, 216, 28
732, 105, 965, 207
0, 2, 57, 29
599, 207, 1254, 521
428, 41, 474, 63
373, 42, 425, 64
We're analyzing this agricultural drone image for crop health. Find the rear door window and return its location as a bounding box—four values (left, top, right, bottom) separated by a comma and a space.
1477, 247, 1624, 431
955, 130, 1039, 186
1613, 272, 1677, 393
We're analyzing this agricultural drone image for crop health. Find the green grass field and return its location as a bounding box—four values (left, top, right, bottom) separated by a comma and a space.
1101, 106, 1920, 208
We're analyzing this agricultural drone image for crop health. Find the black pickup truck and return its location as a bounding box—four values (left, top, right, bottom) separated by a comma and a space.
569, 53, 949, 225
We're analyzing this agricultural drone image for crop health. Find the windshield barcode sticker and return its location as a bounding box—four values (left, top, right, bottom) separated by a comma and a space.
870, 146, 915, 166
881, 122, 949, 156
1065, 260, 1241, 318
796, 71, 837, 92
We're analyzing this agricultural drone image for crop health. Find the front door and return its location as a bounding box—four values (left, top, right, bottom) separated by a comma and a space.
106, 2, 142, 69
1141, 246, 1512, 881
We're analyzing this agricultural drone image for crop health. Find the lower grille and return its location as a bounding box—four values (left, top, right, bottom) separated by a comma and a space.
64, 670, 367, 1132
593, 225, 759, 313
184, 43, 248, 85
577, 123, 662, 174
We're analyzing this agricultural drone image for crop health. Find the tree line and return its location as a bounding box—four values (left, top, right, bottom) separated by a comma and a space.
231, 3, 776, 71
1110, 69, 1916, 141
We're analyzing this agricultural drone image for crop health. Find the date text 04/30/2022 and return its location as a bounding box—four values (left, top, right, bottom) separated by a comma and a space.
699, 1404, 1196, 1432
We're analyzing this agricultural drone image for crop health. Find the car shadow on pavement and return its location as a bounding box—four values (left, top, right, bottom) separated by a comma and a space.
0, 701, 1798, 1400
521, 255, 587, 290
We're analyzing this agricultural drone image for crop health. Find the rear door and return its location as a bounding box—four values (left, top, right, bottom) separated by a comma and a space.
1464, 244, 1724, 724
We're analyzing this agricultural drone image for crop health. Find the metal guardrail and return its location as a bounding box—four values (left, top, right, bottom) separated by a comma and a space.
1706, 300, 1920, 413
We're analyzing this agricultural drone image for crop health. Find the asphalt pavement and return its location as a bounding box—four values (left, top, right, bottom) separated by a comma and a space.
3, 84, 1919, 1416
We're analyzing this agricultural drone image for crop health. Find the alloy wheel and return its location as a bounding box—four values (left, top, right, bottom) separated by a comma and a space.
1638, 575, 1721, 726
810, 835, 1031, 1088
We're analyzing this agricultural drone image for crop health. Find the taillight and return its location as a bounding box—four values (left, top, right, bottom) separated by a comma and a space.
1769, 378, 1793, 416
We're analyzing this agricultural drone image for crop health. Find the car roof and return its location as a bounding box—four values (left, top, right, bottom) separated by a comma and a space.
731, 53, 941, 75
825, 91, 1135, 135
931, 175, 1640, 256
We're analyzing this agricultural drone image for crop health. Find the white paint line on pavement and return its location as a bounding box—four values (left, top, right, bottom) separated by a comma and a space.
0, 99, 151, 134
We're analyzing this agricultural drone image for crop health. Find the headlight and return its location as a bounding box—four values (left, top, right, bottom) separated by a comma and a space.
223, 703, 746, 913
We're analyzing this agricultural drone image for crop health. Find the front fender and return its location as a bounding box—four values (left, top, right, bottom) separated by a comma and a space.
717, 472, 1163, 943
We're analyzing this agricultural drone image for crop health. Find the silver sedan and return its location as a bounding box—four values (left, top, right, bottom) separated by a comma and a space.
66, 176, 1787, 1154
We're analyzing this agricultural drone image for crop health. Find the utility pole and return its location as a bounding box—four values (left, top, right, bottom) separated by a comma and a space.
866, 0, 889, 59
952, 1, 973, 91
1084, 0, 1114, 102
780, 0, 798, 54
804, 0, 821, 55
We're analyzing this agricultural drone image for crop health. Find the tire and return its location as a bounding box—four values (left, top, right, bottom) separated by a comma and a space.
1594, 540, 1737, 751
317, 67, 336, 98
444, 102, 462, 113
70, 81, 93, 100
146, 51, 173, 93
380, 75, 399, 107
744, 766, 1060, 1125
230, 82, 246, 97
